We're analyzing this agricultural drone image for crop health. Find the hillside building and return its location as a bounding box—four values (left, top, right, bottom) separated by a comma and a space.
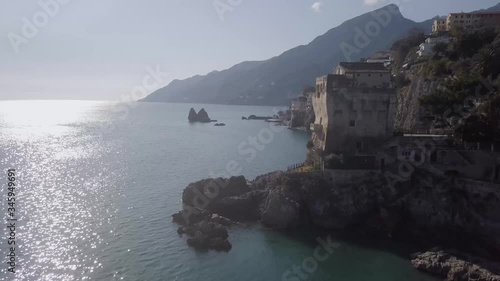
432, 19, 448, 34
333, 62, 393, 88
366, 51, 394, 67
447, 11, 500, 31
417, 36, 451, 57
312, 63, 396, 157
432, 11, 500, 33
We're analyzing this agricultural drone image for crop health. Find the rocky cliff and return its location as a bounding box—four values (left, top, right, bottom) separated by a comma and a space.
411, 251, 500, 281
289, 110, 315, 129
173, 168, 500, 261
395, 64, 442, 132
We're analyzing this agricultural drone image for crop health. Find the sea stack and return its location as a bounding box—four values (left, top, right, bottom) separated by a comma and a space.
188, 108, 198, 122
197, 108, 211, 123
188, 108, 212, 123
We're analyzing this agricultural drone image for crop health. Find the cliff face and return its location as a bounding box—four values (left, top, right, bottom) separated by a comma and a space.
289, 110, 314, 129
395, 66, 442, 132
174, 169, 500, 258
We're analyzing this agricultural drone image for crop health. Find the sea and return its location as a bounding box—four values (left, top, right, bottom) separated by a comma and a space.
0, 100, 438, 281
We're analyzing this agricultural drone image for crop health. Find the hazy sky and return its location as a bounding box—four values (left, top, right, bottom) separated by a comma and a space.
1, 0, 498, 101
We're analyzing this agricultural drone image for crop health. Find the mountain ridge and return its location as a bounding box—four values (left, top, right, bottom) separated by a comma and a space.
141, 3, 498, 106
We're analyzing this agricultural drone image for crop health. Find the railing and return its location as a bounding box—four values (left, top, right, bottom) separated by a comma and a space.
287, 162, 306, 172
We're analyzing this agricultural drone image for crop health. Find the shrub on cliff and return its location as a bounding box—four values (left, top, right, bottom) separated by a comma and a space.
421, 58, 453, 79
391, 29, 425, 71
448, 27, 497, 60
418, 28, 500, 135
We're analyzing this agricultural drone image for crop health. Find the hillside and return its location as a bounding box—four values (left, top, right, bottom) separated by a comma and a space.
395, 2, 500, 133
142, 4, 433, 106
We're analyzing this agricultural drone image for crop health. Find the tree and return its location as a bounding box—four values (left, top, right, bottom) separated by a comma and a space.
432, 42, 449, 57
449, 27, 496, 59
455, 114, 498, 142
391, 30, 425, 70
472, 38, 500, 79
419, 75, 492, 127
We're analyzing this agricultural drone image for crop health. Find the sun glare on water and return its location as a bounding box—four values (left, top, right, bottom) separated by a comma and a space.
0, 100, 107, 137
0, 100, 99, 126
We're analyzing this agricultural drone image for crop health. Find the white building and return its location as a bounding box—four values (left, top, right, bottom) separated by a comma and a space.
366, 51, 394, 67
417, 37, 451, 57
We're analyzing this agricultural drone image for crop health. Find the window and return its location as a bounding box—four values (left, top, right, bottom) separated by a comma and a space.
402, 150, 411, 157
349, 120, 356, 127
356, 142, 363, 150
368, 74, 372, 77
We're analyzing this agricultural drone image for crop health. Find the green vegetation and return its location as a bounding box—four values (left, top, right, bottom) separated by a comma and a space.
390, 29, 425, 70
416, 27, 500, 141
455, 95, 500, 142
421, 57, 453, 79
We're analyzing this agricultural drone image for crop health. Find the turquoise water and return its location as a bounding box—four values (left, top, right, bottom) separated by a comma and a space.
0, 101, 437, 281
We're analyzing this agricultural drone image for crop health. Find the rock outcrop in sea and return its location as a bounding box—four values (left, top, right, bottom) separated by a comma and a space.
411, 251, 500, 281
188, 108, 212, 123
172, 169, 500, 276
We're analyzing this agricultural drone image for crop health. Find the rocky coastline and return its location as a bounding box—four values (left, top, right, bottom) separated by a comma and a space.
172, 168, 500, 279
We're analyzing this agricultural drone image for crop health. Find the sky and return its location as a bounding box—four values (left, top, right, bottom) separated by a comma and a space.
0, 0, 498, 101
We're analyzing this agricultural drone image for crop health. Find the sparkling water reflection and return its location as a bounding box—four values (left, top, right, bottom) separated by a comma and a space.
0, 101, 437, 281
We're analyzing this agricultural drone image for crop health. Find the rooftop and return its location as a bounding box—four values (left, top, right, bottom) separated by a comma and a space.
449, 11, 500, 16
338, 62, 389, 73
367, 51, 394, 60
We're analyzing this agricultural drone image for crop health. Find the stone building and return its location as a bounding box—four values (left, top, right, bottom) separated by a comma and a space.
383, 135, 500, 183
432, 19, 447, 34
366, 51, 394, 67
311, 63, 396, 158
333, 62, 393, 88
443, 11, 500, 32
